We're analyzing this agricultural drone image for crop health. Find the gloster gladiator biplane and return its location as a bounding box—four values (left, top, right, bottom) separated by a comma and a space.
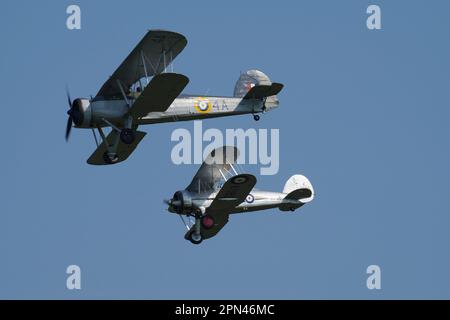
65, 30, 284, 165
165, 147, 314, 244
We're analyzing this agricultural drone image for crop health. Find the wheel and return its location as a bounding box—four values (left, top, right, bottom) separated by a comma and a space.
188, 230, 203, 245
120, 128, 135, 144
103, 151, 119, 164
201, 215, 215, 229
253, 114, 260, 121
289, 207, 296, 212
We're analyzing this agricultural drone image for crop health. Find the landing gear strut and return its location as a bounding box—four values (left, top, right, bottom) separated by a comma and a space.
185, 207, 207, 245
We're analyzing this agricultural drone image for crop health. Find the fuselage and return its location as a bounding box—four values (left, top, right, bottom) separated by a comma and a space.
168, 189, 304, 215
74, 94, 272, 129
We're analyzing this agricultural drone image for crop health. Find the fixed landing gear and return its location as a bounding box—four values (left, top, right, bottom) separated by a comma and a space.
253, 114, 260, 121
186, 209, 210, 245
187, 229, 203, 245
178, 207, 208, 245
103, 151, 119, 164
120, 128, 135, 144
100, 118, 136, 145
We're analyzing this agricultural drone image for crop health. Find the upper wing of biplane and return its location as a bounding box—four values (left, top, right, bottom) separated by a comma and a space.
95, 30, 187, 99
130, 72, 189, 119
186, 146, 240, 193
185, 173, 257, 240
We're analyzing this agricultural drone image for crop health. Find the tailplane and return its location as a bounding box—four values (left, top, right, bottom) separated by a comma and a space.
283, 175, 314, 203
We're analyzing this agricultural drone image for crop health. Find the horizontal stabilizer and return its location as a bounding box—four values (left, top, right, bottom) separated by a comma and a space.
243, 83, 283, 100
279, 188, 313, 212
284, 188, 313, 201
283, 174, 314, 203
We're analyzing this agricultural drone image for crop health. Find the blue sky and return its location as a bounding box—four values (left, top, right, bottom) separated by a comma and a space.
1, 0, 450, 299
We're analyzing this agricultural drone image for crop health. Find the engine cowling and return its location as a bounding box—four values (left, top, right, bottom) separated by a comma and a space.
70, 98, 92, 128
171, 190, 193, 214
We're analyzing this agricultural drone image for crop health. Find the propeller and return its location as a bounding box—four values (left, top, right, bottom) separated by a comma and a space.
65, 87, 83, 141
65, 88, 73, 141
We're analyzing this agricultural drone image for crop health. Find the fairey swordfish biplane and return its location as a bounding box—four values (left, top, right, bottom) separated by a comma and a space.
65, 30, 284, 165
165, 147, 314, 244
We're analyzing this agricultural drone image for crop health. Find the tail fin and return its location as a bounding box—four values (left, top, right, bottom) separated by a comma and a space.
283, 175, 314, 203
233, 70, 282, 108
234, 70, 271, 97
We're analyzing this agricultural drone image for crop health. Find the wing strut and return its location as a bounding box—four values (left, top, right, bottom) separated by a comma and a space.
116, 79, 131, 107
179, 215, 190, 231
96, 126, 108, 143
140, 50, 149, 86
91, 129, 99, 147
228, 161, 239, 176
163, 50, 166, 72
218, 169, 227, 181
101, 118, 121, 132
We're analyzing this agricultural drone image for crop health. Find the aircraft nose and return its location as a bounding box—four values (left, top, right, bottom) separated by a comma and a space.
70, 99, 84, 126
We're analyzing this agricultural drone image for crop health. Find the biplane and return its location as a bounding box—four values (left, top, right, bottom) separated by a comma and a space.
65, 30, 284, 165
165, 146, 314, 244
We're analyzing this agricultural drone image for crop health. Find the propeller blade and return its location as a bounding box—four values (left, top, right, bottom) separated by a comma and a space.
65, 116, 73, 141
66, 86, 72, 107
163, 199, 171, 205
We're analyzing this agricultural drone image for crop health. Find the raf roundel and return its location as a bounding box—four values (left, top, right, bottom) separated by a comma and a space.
194, 98, 212, 113
231, 176, 248, 184
246, 194, 255, 203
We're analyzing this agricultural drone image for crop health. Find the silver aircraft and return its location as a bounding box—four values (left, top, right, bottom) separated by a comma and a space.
165, 147, 314, 244
65, 30, 284, 165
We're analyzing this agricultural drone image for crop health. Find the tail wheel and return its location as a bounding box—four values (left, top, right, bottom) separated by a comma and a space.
120, 128, 135, 144
103, 151, 119, 164
253, 114, 260, 121
188, 230, 203, 245
201, 215, 215, 229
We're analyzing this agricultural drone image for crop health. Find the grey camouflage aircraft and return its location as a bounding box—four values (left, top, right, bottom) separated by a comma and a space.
65, 30, 284, 165
165, 147, 314, 244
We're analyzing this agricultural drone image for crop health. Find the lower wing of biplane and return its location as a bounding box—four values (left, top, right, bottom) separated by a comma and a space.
184, 173, 257, 244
